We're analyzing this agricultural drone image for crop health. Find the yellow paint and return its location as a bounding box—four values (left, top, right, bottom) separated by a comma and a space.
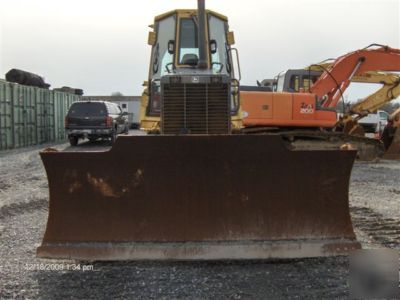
140, 7, 242, 133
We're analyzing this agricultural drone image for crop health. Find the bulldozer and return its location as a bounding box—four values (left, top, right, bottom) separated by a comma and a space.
37, 0, 360, 260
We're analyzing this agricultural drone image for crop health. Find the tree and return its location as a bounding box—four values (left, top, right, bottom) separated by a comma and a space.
111, 92, 124, 97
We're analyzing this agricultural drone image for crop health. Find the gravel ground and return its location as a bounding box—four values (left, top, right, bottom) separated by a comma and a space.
0, 135, 399, 299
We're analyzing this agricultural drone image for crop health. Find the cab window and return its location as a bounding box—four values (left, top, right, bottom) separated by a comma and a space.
152, 15, 175, 78
276, 73, 286, 92
302, 75, 319, 92
178, 18, 199, 65
289, 75, 299, 91
149, 15, 175, 115
209, 15, 229, 74
379, 111, 389, 120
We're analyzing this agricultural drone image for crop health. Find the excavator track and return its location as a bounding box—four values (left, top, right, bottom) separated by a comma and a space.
242, 128, 384, 161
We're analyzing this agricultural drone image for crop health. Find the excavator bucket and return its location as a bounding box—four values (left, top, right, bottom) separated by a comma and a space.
37, 135, 360, 260
383, 127, 400, 160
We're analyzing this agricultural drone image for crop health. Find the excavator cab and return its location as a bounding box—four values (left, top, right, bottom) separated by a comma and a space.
140, 6, 242, 133
275, 69, 322, 93
37, 0, 360, 260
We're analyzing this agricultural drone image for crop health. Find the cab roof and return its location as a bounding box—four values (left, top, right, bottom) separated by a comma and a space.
154, 9, 228, 22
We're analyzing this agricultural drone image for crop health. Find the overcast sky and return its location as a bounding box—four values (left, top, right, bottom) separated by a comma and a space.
0, 0, 399, 102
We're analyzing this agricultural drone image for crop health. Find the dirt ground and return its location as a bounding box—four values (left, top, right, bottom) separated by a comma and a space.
0, 133, 399, 299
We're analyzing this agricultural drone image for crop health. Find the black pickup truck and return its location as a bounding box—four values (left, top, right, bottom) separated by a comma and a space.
65, 101, 129, 146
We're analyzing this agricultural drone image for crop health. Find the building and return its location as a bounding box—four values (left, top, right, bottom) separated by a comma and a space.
82, 96, 141, 128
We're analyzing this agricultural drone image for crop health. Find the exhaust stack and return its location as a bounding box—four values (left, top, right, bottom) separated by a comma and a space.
197, 0, 208, 69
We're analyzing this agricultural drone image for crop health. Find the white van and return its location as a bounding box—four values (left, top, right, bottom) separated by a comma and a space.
358, 110, 389, 137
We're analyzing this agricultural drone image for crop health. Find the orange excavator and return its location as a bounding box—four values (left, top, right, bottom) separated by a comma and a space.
241, 45, 400, 160
254, 68, 400, 159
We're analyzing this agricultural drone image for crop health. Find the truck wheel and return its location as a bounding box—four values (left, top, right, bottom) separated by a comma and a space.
69, 136, 79, 146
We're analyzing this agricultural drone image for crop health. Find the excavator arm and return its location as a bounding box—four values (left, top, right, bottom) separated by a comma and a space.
308, 61, 400, 159
350, 73, 400, 115
309, 64, 400, 115
309, 45, 400, 108
343, 73, 400, 141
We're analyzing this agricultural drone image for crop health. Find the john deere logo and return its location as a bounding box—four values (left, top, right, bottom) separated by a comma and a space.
191, 76, 200, 83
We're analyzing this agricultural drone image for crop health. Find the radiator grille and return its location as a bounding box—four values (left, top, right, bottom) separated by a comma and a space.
161, 82, 230, 134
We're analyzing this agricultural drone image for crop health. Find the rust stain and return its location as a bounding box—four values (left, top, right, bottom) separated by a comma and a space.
132, 169, 144, 188
43, 148, 59, 153
340, 143, 355, 150
240, 194, 249, 204
86, 173, 119, 198
68, 181, 82, 193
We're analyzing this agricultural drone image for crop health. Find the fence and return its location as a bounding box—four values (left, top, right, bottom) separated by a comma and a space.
0, 79, 80, 150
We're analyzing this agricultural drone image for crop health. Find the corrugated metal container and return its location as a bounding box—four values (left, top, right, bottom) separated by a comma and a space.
54, 92, 76, 141
0, 79, 80, 150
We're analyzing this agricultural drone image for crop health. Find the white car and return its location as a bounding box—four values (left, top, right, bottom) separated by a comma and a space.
358, 110, 389, 138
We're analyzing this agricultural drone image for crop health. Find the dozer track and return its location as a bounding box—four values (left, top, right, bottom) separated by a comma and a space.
37, 135, 360, 260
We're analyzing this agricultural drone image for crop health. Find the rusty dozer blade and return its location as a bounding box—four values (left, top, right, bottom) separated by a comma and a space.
383, 127, 400, 160
37, 135, 360, 260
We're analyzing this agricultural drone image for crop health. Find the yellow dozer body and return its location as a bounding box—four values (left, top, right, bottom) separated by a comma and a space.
37, 0, 360, 260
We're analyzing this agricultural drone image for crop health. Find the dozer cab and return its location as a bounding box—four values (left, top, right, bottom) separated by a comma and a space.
37, 0, 360, 260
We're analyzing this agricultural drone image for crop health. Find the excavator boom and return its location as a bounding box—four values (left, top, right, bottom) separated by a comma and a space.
310, 45, 400, 108
308, 65, 400, 116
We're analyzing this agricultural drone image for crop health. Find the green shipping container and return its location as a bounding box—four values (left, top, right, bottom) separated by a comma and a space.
0, 79, 80, 150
